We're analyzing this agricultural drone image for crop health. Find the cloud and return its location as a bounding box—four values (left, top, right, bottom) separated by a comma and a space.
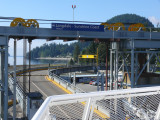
148, 16, 160, 26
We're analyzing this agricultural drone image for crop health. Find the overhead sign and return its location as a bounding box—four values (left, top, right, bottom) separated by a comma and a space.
79, 55, 97, 59
52, 23, 104, 32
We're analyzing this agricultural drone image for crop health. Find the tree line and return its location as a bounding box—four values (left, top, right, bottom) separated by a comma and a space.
27, 41, 91, 59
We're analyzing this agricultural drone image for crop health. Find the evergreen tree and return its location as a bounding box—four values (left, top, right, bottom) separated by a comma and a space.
69, 58, 74, 65
73, 44, 80, 63
98, 43, 107, 64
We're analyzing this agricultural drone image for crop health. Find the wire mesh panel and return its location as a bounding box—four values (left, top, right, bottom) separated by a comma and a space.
32, 86, 160, 120
96, 94, 160, 120
49, 101, 103, 120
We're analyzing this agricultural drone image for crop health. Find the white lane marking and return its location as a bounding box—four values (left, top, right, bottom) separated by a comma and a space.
31, 81, 48, 98
22, 71, 71, 119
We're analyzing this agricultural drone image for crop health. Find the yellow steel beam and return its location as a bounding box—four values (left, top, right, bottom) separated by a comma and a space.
79, 55, 97, 59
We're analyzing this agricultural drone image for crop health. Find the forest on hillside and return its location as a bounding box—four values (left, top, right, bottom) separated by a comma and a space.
106, 13, 154, 27
27, 41, 91, 59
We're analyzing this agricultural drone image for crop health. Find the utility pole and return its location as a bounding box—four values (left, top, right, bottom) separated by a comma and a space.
72, 5, 76, 23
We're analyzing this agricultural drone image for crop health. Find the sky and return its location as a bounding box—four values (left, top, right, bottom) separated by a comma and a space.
0, 0, 160, 56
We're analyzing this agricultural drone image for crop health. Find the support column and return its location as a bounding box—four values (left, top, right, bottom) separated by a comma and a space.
112, 42, 119, 90
28, 39, 32, 93
0, 48, 4, 119
110, 48, 113, 90
115, 43, 119, 90
82, 98, 92, 120
4, 42, 8, 120
135, 53, 138, 86
122, 54, 125, 89
13, 39, 17, 120
114, 50, 116, 89
131, 39, 135, 88
23, 39, 27, 117
97, 72, 100, 91
73, 73, 76, 93
147, 51, 150, 72
105, 43, 108, 90
0, 49, 2, 119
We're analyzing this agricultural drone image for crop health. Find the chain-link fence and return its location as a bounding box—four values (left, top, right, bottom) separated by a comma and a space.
32, 86, 160, 120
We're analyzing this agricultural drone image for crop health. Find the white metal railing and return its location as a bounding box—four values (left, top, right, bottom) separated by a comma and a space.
8, 74, 27, 115
48, 70, 86, 93
32, 86, 160, 120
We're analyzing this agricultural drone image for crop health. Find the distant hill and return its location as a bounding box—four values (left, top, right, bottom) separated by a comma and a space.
106, 13, 154, 27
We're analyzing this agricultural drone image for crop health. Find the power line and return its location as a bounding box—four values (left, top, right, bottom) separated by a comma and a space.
0, 16, 104, 24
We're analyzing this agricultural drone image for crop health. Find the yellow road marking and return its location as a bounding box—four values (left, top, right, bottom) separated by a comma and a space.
45, 76, 72, 94
45, 75, 109, 119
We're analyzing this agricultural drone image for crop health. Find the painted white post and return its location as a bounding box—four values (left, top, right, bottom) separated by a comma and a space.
82, 98, 92, 120
155, 102, 160, 120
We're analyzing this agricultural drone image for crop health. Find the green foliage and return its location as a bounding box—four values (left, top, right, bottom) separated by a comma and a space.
73, 44, 80, 62
69, 58, 74, 65
107, 13, 154, 27
98, 43, 107, 63
79, 42, 99, 64
28, 41, 91, 59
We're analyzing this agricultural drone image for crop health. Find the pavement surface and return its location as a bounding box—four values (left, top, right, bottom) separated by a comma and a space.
9, 70, 66, 119
9, 69, 106, 119
18, 70, 66, 99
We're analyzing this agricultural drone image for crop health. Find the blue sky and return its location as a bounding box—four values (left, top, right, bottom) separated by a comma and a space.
1, 0, 160, 56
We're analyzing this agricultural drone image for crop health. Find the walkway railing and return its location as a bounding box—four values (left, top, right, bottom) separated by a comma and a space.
48, 70, 85, 93
32, 86, 160, 120
8, 73, 27, 114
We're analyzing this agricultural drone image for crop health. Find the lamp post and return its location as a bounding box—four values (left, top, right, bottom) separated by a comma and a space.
72, 5, 76, 23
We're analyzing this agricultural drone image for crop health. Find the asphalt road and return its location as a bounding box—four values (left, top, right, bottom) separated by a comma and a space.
18, 70, 66, 99
17, 70, 105, 119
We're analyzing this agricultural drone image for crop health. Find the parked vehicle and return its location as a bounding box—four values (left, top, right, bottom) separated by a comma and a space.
92, 81, 99, 86
89, 80, 96, 85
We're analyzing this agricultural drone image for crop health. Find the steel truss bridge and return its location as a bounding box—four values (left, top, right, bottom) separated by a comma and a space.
0, 23, 160, 119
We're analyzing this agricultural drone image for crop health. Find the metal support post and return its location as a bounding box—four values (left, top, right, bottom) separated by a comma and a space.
0, 46, 4, 119
105, 43, 108, 90
13, 39, 17, 120
110, 49, 113, 90
73, 72, 76, 93
101, 73, 104, 91
73, 73, 76, 87
114, 51, 116, 89
4, 40, 8, 120
147, 52, 150, 72
122, 54, 124, 89
135, 53, 138, 86
115, 43, 119, 90
88, 100, 96, 120
23, 39, 27, 117
28, 39, 32, 93
0, 50, 1, 119
131, 39, 135, 88
97, 72, 100, 91
155, 102, 160, 120
82, 98, 92, 120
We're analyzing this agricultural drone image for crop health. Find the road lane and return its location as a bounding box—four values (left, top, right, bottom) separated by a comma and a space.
18, 70, 66, 99
17, 70, 107, 119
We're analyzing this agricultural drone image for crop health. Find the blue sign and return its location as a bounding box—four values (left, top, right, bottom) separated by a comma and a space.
52, 23, 104, 32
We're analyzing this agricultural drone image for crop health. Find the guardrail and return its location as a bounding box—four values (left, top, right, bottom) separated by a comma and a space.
8, 73, 27, 114
48, 71, 85, 93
